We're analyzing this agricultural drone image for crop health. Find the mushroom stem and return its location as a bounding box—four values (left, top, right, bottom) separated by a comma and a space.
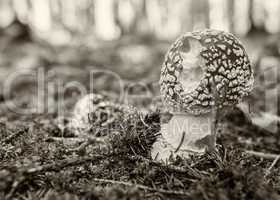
151, 112, 215, 161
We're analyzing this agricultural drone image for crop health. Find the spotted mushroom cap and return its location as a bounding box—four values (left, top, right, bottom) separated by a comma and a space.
160, 29, 254, 115
71, 93, 139, 135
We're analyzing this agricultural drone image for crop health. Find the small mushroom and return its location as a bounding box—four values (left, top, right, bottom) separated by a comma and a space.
152, 29, 254, 161
71, 93, 137, 136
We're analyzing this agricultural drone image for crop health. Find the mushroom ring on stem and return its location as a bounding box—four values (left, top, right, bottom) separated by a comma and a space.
152, 29, 254, 162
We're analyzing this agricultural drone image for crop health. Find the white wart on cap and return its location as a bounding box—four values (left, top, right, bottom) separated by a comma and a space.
152, 29, 254, 162
160, 29, 254, 114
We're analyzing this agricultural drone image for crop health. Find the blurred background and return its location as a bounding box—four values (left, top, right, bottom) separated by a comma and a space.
2, 2, 280, 199
1, 0, 280, 41
0, 0, 280, 122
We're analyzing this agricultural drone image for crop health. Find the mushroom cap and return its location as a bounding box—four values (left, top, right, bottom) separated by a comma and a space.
160, 29, 254, 115
71, 93, 138, 135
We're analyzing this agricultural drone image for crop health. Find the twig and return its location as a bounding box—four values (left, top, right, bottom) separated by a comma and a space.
245, 150, 280, 160
92, 178, 190, 196
46, 136, 107, 152
129, 155, 203, 179
0, 128, 28, 144
5, 177, 25, 200
5, 154, 109, 199
197, 185, 209, 200
223, 148, 227, 162
25, 155, 106, 174
139, 112, 149, 128
70, 137, 107, 152
174, 131, 186, 153
46, 137, 86, 142
265, 155, 280, 177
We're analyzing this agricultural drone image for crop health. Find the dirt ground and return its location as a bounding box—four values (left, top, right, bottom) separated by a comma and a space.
0, 25, 280, 199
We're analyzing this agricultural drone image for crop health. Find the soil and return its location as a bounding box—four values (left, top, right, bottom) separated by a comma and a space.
0, 30, 280, 199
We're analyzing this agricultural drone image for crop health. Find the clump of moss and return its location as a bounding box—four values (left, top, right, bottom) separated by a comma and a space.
108, 110, 160, 157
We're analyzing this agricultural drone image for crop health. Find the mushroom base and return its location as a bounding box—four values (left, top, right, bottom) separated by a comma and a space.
151, 112, 215, 162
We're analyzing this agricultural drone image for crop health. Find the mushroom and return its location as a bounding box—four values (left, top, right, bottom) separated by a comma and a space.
71, 93, 137, 136
152, 29, 254, 162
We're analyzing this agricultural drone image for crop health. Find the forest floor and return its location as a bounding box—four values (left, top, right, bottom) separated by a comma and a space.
0, 27, 280, 200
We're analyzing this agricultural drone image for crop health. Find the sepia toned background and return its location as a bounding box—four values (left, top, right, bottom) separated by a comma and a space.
0, 0, 279, 118
1, 0, 280, 40
1, 1, 280, 199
